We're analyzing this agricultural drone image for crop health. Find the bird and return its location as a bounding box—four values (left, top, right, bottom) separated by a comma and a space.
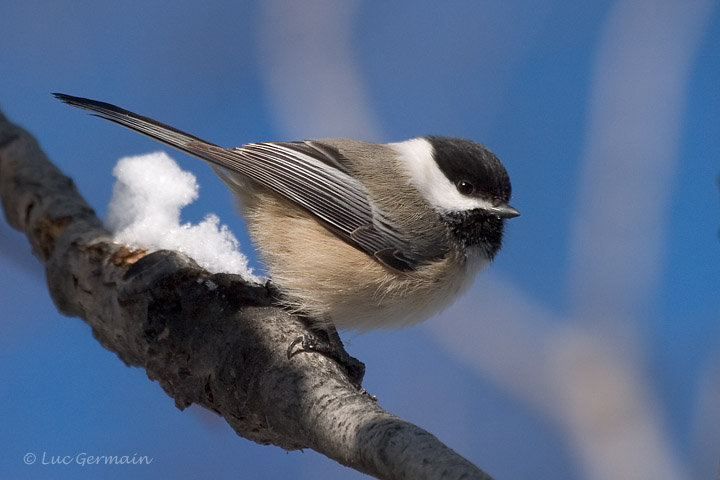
54, 93, 519, 332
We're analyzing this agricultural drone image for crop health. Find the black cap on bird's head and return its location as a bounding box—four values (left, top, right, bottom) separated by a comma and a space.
426, 136, 518, 218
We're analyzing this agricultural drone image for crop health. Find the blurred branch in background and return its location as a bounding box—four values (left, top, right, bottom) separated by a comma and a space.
0, 109, 494, 480
426, 1, 715, 480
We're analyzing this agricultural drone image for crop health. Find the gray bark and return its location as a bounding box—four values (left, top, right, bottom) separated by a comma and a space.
0, 107, 494, 480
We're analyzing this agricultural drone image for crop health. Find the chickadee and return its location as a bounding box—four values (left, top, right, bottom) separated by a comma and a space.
54, 93, 519, 332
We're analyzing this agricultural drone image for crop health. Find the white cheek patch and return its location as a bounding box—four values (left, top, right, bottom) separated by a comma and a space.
388, 138, 494, 212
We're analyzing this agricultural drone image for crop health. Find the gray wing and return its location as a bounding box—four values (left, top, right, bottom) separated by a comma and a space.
53, 93, 431, 271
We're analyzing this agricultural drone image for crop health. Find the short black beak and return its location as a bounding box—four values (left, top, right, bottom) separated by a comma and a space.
486, 204, 520, 219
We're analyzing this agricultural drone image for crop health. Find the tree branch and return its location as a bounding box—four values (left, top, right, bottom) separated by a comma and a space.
0, 107, 494, 480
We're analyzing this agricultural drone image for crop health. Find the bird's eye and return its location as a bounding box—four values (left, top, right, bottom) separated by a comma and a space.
457, 180, 474, 195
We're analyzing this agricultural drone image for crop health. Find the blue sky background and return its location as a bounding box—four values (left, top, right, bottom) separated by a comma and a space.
1, 1, 719, 479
